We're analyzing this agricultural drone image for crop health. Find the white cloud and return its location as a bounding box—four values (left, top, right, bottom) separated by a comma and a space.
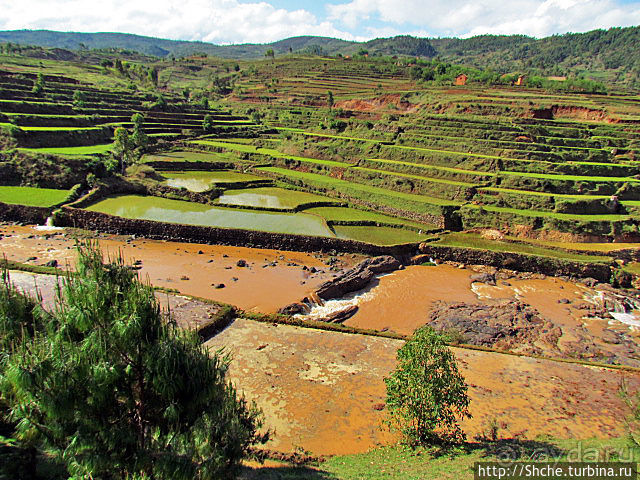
1, 0, 639, 44
327, 0, 640, 38
0, 0, 359, 44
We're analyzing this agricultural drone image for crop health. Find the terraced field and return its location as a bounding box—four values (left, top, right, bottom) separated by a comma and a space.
1, 54, 640, 248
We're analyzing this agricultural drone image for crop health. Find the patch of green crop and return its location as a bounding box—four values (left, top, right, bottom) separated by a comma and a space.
19, 144, 114, 155
468, 204, 631, 222
0, 185, 70, 207
305, 206, 435, 229
354, 166, 477, 187
434, 232, 613, 263
259, 167, 461, 207
191, 139, 352, 167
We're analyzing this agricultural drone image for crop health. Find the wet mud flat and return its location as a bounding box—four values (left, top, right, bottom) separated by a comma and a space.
0, 224, 360, 313
207, 319, 640, 455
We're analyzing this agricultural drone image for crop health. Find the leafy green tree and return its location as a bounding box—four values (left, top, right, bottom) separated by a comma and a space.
131, 113, 148, 153
115, 58, 125, 75
72, 89, 87, 107
2, 243, 269, 479
113, 126, 134, 174
385, 326, 471, 446
31, 73, 45, 96
327, 90, 334, 111
148, 67, 159, 86
265, 48, 275, 61
203, 114, 214, 132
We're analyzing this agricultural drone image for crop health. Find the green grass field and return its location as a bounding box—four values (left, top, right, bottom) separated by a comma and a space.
240, 438, 636, 480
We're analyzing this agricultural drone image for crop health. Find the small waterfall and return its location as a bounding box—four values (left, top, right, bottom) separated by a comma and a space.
33, 216, 63, 231
593, 290, 640, 328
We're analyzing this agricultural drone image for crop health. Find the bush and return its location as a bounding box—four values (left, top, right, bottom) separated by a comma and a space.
385, 326, 471, 446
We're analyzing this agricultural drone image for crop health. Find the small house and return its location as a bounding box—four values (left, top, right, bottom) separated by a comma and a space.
454, 74, 467, 86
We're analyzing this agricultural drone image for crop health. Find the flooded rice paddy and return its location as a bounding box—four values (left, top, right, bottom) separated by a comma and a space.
3, 225, 639, 455
82, 194, 431, 245
217, 186, 333, 209
0, 225, 352, 312
162, 170, 264, 192
85, 194, 334, 237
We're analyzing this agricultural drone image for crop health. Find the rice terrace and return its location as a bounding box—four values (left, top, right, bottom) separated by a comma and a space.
2, 16, 640, 480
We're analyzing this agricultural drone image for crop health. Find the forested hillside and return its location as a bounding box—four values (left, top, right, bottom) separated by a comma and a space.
0, 26, 639, 87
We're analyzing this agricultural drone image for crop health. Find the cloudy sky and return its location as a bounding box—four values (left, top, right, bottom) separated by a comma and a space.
1, 0, 640, 44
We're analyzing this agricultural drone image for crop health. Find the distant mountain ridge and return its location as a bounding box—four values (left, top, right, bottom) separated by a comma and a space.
0, 30, 435, 59
1, 27, 639, 82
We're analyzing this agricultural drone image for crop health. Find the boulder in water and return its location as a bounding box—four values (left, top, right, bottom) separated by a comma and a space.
315, 256, 400, 300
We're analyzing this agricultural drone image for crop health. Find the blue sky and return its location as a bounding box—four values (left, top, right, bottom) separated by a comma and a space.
1, 0, 640, 44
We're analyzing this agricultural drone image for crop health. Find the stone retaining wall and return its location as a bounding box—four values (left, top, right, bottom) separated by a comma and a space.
0, 202, 51, 224
418, 244, 613, 282
55, 207, 419, 257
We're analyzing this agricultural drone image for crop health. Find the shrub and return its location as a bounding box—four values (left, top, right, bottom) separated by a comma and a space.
385, 326, 471, 446
72, 90, 87, 107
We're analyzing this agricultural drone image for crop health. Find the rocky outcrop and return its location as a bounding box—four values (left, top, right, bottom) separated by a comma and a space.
428, 300, 560, 354
469, 273, 496, 285
316, 256, 401, 300
278, 302, 310, 315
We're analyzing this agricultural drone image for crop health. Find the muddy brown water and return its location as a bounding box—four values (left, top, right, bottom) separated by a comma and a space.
333, 264, 640, 364
0, 225, 356, 313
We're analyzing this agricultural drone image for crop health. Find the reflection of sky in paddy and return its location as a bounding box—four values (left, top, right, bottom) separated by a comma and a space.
87, 195, 333, 237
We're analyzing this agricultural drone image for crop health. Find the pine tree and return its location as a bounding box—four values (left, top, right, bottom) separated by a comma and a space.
2, 243, 268, 479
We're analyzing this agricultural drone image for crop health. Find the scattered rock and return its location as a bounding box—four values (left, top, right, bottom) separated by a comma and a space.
428, 300, 559, 354
215, 283, 225, 289
26, 256, 37, 262
180, 275, 189, 281
45, 259, 58, 268
197, 250, 204, 254
237, 259, 247, 267
256, 344, 268, 351
579, 277, 599, 287
558, 298, 571, 304
318, 305, 359, 323
469, 273, 496, 286
278, 303, 310, 315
